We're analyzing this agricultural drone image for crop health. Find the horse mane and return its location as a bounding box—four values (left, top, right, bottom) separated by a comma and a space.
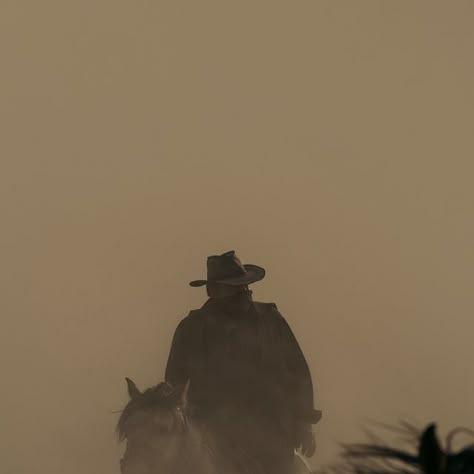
116, 382, 177, 441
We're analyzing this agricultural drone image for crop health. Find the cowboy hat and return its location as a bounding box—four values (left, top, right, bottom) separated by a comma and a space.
189, 250, 265, 287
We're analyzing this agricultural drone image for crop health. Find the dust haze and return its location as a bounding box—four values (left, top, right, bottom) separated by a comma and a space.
1, 2, 473, 473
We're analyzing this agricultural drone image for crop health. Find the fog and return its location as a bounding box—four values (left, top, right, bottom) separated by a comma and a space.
1, 2, 473, 473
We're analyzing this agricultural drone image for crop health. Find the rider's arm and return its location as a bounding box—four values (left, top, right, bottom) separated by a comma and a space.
274, 306, 318, 423
164, 318, 189, 387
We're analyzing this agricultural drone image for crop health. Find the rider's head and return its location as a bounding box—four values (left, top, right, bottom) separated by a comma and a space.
206, 282, 253, 299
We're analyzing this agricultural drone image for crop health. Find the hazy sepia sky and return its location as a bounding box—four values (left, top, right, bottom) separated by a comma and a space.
1, 2, 474, 473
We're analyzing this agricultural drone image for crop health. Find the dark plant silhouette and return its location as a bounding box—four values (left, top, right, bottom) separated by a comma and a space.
319, 422, 474, 474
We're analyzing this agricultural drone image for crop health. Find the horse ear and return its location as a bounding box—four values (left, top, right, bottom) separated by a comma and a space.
125, 377, 141, 400
419, 424, 446, 474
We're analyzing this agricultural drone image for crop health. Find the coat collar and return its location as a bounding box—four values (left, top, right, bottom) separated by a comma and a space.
201, 294, 254, 315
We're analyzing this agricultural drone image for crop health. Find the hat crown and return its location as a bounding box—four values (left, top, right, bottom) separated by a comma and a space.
207, 250, 247, 281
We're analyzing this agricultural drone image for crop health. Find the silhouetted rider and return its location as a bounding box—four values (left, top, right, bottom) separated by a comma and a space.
165, 250, 321, 472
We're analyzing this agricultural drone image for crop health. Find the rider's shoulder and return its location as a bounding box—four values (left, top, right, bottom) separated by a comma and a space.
180, 309, 201, 321
252, 301, 281, 315
174, 309, 202, 329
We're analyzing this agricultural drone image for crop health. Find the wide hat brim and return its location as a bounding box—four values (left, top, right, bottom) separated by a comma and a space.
189, 264, 265, 287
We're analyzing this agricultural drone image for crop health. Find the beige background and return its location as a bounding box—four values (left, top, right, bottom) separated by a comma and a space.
1, 2, 473, 473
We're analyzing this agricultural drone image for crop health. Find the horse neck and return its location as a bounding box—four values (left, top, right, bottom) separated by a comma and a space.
172, 419, 217, 474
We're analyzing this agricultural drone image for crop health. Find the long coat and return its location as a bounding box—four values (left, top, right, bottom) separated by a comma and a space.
165, 296, 318, 448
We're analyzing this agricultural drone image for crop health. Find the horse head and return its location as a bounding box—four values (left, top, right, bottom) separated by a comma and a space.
117, 378, 192, 474
116, 378, 314, 474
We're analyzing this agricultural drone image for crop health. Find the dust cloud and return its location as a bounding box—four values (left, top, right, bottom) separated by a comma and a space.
1, 2, 473, 473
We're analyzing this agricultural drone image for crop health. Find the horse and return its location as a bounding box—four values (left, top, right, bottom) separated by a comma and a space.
319, 422, 474, 474
116, 377, 313, 474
